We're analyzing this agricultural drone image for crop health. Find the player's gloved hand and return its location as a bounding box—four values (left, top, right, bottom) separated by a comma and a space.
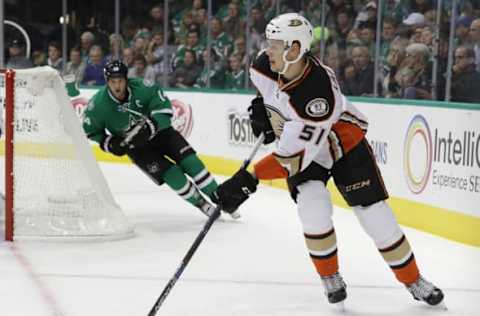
101, 135, 128, 156
248, 97, 275, 144
124, 117, 157, 148
212, 169, 259, 213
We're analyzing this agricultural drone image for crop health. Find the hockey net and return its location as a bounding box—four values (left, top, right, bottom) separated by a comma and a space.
0, 67, 134, 241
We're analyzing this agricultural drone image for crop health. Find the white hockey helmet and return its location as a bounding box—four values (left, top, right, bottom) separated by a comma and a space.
265, 13, 314, 73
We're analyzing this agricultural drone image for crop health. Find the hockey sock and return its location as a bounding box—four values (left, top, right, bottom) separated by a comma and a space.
179, 154, 218, 198
305, 228, 339, 276
162, 165, 206, 208
379, 234, 420, 284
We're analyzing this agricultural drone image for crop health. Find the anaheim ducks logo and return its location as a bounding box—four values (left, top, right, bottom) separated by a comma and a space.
265, 104, 287, 138
305, 98, 329, 118
171, 99, 194, 138
288, 19, 303, 27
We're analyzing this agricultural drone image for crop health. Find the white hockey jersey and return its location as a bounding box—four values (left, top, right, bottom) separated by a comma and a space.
250, 52, 369, 178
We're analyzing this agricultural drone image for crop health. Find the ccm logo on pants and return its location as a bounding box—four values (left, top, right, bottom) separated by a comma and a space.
345, 179, 371, 192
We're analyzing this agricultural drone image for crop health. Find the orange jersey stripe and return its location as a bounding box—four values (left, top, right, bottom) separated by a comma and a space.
254, 154, 289, 180
331, 121, 366, 154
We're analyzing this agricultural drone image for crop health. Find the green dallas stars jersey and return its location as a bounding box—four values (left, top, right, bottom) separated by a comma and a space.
82, 78, 173, 144
173, 43, 205, 68
225, 69, 246, 90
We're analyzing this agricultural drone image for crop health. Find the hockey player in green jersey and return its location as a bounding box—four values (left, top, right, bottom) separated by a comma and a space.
82, 60, 236, 218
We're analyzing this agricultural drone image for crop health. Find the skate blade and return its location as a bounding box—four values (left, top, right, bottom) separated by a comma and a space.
334, 301, 346, 313
229, 211, 241, 219
435, 302, 448, 311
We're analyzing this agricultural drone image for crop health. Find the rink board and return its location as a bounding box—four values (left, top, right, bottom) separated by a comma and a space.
22, 88, 480, 246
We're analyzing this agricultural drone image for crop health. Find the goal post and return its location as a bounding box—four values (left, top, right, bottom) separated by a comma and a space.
0, 67, 134, 241
3, 69, 14, 241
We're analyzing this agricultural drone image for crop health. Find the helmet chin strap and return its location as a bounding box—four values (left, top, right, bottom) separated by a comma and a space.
278, 45, 304, 75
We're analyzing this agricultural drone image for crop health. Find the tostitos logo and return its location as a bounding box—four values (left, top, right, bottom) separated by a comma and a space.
403, 115, 433, 194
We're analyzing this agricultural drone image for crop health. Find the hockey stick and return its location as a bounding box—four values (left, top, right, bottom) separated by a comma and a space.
121, 108, 156, 147
121, 117, 147, 146
147, 133, 265, 316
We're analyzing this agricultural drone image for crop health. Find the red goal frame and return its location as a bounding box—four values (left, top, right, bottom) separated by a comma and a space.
2, 69, 15, 241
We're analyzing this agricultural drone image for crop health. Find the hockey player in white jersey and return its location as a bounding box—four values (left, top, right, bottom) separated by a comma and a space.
213, 13, 444, 308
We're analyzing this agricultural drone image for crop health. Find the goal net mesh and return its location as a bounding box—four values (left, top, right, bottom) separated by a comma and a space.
0, 67, 134, 240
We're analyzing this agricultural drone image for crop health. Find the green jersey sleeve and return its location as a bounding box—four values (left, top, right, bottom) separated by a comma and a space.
147, 85, 173, 131
82, 97, 106, 144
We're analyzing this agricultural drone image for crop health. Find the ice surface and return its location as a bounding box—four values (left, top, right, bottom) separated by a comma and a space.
1, 163, 479, 316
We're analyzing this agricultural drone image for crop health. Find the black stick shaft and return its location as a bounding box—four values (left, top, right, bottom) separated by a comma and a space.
148, 134, 265, 315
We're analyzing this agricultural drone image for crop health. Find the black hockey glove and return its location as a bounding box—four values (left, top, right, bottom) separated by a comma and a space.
124, 117, 157, 148
212, 169, 259, 213
101, 135, 128, 156
248, 97, 275, 144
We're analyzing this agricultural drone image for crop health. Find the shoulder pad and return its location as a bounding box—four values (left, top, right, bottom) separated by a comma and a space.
285, 62, 335, 122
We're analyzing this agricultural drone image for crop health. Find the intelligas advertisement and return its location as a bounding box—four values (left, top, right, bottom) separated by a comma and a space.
357, 102, 480, 218
402, 112, 479, 213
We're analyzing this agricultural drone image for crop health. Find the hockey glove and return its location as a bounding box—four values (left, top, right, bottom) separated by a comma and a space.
248, 97, 275, 144
101, 135, 128, 156
212, 169, 258, 213
124, 117, 157, 148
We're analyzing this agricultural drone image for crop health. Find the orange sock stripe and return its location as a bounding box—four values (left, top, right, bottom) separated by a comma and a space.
391, 254, 420, 284
310, 251, 339, 276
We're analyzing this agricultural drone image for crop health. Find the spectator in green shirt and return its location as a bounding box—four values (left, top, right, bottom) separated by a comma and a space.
381, 17, 398, 62
225, 53, 246, 91
194, 48, 226, 89
173, 29, 205, 69
210, 17, 234, 59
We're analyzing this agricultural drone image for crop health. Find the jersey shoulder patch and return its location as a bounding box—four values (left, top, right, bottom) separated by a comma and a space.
305, 98, 330, 118
251, 51, 277, 81
130, 77, 149, 88
143, 78, 155, 87
131, 77, 160, 98
285, 61, 336, 122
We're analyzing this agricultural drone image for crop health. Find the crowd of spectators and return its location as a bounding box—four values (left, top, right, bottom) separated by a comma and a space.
5, 0, 480, 103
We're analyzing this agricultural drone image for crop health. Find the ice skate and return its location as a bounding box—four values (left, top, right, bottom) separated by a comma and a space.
407, 275, 445, 309
321, 272, 347, 310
